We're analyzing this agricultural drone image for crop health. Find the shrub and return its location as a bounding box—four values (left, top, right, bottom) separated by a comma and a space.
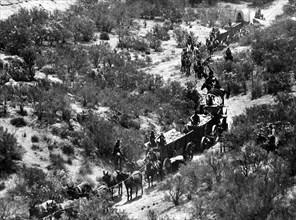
10, 117, 27, 127
0, 127, 24, 174
78, 195, 128, 219
48, 153, 66, 171
161, 174, 186, 206
31, 135, 39, 143
0, 197, 27, 219
133, 37, 149, 52
80, 114, 115, 157
8, 166, 66, 204
265, 71, 293, 95
251, 79, 263, 100
0, 182, 5, 191
100, 32, 110, 40
62, 144, 75, 156
31, 144, 40, 151
173, 27, 188, 48
146, 33, 162, 52
146, 209, 157, 220
79, 161, 93, 176
151, 24, 170, 41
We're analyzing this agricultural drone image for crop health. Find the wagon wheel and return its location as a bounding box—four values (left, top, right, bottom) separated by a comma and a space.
162, 158, 172, 176
185, 142, 194, 161
201, 136, 211, 150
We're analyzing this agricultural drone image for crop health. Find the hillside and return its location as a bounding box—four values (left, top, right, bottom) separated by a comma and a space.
0, 0, 294, 219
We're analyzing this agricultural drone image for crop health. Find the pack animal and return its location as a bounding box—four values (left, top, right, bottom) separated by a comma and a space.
66, 182, 92, 200
116, 171, 143, 201
102, 170, 122, 197
145, 160, 162, 187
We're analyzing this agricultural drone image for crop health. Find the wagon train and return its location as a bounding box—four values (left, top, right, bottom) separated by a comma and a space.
207, 9, 252, 50
145, 92, 228, 175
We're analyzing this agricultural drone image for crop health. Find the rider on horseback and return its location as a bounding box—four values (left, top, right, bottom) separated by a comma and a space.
212, 77, 221, 89
113, 140, 124, 159
149, 131, 157, 148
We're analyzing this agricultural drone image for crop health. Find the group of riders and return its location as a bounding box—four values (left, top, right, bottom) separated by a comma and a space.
181, 34, 233, 79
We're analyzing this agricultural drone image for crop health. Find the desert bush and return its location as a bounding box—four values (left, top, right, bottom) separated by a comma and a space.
61, 143, 75, 156
0, 127, 24, 174
132, 37, 149, 52
78, 195, 129, 219
173, 27, 188, 48
31, 135, 39, 143
251, 80, 263, 100
100, 32, 110, 40
9, 167, 66, 204
146, 33, 163, 52
146, 209, 157, 220
161, 173, 186, 206
10, 117, 27, 127
31, 144, 40, 151
80, 113, 115, 157
79, 160, 93, 176
151, 24, 170, 41
196, 6, 235, 28
0, 182, 5, 191
49, 153, 66, 171
264, 71, 293, 95
0, 197, 27, 220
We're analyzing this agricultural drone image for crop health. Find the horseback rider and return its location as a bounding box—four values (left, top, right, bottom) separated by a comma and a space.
156, 133, 166, 148
186, 35, 192, 47
112, 140, 124, 158
212, 77, 221, 89
149, 131, 157, 148
190, 110, 200, 126
225, 47, 233, 61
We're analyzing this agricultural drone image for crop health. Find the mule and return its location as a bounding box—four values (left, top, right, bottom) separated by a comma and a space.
29, 200, 58, 220
66, 182, 92, 200
93, 182, 110, 198
102, 170, 122, 197
145, 160, 162, 187
55, 200, 78, 219
117, 171, 143, 201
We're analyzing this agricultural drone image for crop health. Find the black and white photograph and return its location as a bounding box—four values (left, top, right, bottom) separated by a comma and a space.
0, 0, 295, 219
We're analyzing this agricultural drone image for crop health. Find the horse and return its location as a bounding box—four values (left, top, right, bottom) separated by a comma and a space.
208, 88, 230, 105
29, 200, 58, 220
193, 61, 204, 80
55, 200, 78, 219
102, 170, 122, 197
116, 171, 143, 201
147, 150, 160, 162
201, 82, 212, 92
66, 182, 92, 200
145, 160, 162, 187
